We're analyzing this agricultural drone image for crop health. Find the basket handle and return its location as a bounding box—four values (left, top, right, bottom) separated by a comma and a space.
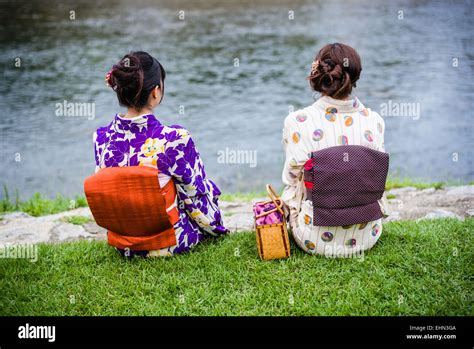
255, 205, 281, 218
254, 184, 285, 219
266, 184, 285, 215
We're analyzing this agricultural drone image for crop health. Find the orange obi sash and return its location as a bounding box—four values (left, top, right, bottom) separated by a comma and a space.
84, 166, 179, 251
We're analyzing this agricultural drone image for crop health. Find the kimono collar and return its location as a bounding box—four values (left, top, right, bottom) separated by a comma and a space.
313, 95, 366, 114
112, 113, 158, 133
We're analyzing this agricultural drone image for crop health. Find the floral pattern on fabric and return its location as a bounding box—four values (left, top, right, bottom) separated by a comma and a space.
93, 113, 228, 256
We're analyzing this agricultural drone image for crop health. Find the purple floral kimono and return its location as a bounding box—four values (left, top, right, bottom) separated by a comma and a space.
93, 113, 228, 257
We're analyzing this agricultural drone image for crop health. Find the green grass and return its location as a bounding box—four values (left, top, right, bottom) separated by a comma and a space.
60, 215, 93, 225
1, 219, 472, 316
0, 185, 87, 217
385, 179, 445, 190
219, 190, 268, 202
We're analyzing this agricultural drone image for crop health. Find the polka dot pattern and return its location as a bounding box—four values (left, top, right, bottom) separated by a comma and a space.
338, 135, 349, 145
321, 231, 334, 242
304, 240, 316, 250
344, 115, 353, 126
371, 224, 380, 237
346, 238, 357, 247
377, 122, 383, 134
364, 130, 374, 142
312, 129, 324, 142
353, 98, 359, 108
307, 145, 389, 226
292, 132, 300, 144
325, 112, 336, 122
284, 96, 387, 257
296, 114, 307, 122
325, 107, 337, 122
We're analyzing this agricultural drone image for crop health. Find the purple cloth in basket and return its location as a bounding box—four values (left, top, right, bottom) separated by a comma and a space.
253, 201, 284, 226
304, 145, 389, 226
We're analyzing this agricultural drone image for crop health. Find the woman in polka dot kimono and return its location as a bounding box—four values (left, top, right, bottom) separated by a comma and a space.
281, 43, 390, 257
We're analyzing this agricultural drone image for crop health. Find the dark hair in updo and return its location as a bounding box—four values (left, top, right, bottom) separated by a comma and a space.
106, 51, 166, 108
308, 43, 362, 99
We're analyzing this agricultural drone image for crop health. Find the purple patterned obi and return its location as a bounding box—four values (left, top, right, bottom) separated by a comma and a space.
304, 145, 389, 226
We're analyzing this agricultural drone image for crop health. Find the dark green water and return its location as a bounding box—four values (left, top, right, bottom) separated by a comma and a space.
0, 0, 473, 198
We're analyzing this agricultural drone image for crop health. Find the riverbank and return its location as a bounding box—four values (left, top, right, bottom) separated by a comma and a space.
1, 183, 472, 316
0, 184, 473, 246
1, 179, 472, 216
1, 218, 472, 316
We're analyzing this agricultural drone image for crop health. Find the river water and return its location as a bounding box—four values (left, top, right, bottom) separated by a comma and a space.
0, 0, 472, 198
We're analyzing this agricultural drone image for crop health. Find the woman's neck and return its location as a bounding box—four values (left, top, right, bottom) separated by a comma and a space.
323, 94, 351, 101
124, 107, 153, 119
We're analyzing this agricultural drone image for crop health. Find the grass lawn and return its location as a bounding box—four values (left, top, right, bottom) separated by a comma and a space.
0, 186, 88, 217
0, 218, 472, 316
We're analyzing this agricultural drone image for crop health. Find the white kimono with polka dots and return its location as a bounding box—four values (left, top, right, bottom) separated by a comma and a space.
281, 95, 390, 257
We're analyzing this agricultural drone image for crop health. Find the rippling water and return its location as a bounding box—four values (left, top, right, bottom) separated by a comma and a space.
0, 0, 473, 198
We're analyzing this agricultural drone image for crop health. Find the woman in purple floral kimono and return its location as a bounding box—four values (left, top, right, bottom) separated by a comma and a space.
94, 51, 228, 257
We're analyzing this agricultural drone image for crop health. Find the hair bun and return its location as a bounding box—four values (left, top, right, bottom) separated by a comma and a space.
115, 55, 142, 73
106, 51, 166, 109
105, 51, 166, 110
308, 43, 362, 99
319, 59, 335, 73
108, 54, 144, 106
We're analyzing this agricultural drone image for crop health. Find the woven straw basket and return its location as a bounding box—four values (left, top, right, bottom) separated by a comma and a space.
254, 185, 291, 260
